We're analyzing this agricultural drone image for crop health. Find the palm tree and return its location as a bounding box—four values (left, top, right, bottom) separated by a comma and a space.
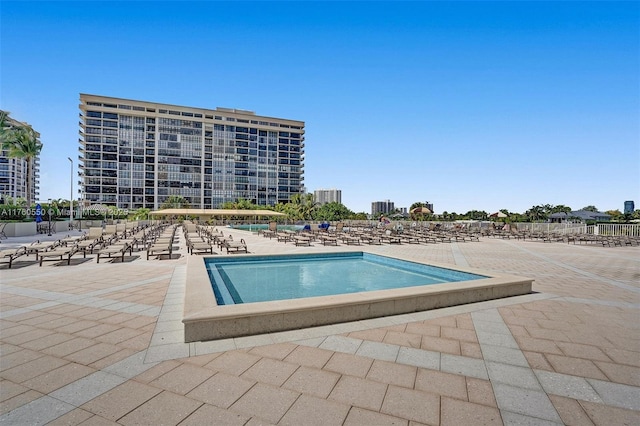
299, 193, 318, 220
0, 111, 10, 140
285, 194, 317, 220
525, 205, 546, 222
160, 195, 190, 209
1, 115, 42, 210
551, 205, 572, 214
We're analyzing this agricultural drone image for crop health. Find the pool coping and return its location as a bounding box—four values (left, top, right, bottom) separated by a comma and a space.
183, 252, 534, 342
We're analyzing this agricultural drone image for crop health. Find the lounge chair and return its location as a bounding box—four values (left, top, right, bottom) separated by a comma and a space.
125, 221, 138, 234
26, 240, 60, 259
380, 231, 401, 244
223, 238, 248, 253
76, 238, 102, 256
186, 232, 214, 255
360, 234, 382, 245
102, 225, 118, 243
293, 235, 311, 246
258, 221, 278, 238
276, 232, 293, 243
319, 234, 338, 246
61, 234, 85, 246
85, 227, 105, 240
0, 246, 27, 268
339, 233, 360, 245
96, 242, 133, 263
190, 240, 215, 255
39, 244, 79, 266
147, 241, 173, 260
398, 233, 420, 244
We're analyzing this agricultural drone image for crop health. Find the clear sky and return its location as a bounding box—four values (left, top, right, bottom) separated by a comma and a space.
1, 1, 638, 214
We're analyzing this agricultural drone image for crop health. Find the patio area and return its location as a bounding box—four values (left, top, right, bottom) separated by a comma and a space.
1, 229, 638, 425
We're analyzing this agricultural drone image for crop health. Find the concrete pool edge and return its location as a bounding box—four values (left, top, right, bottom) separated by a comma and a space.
183, 253, 534, 342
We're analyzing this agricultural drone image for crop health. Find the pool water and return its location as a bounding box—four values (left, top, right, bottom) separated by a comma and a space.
206, 252, 485, 305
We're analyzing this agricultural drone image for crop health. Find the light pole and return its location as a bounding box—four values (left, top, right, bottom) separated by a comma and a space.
47, 198, 52, 236
68, 157, 73, 230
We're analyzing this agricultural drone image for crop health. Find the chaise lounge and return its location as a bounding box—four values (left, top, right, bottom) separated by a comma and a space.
96, 242, 133, 263
223, 238, 248, 253
0, 246, 27, 268
38, 244, 80, 266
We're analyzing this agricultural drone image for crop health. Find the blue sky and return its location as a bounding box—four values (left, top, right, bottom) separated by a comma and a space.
1, 1, 638, 214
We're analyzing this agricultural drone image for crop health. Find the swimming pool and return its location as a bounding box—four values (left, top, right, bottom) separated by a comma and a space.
206, 252, 485, 305
184, 251, 533, 342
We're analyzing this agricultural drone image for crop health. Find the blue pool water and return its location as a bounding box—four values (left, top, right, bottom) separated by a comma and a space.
206, 252, 485, 305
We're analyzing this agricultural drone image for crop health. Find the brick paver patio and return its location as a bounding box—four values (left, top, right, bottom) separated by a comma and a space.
1, 228, 638, 425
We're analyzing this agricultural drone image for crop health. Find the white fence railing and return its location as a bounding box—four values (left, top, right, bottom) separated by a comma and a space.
341, 220, 640, 237
592, 223, 640, 236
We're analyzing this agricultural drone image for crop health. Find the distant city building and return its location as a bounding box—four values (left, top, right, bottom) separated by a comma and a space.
624, 200, 634, 214
0, 112, 40, 204
78, 94, 305, 209
424, 201, 434, 213
371, 199, 394, 216
314, 188, 341, 205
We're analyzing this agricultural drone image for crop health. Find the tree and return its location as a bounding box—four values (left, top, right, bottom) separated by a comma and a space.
581, 205, 599, 212
605, 209, 625, 222
314, 202, 354, 221
0, 113, 43, 210
507, 212, 526, 223
129, 208, 150, 220
464, 210, 488, 220
221, 198, 258, 210
550, 205, 572, 214
525, 205, 547, 222
161, 195, 190, 209
0, 111, 9, 142
286, 193, 318, 220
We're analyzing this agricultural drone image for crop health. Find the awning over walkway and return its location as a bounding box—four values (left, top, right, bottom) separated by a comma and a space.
149, 208, 287, 217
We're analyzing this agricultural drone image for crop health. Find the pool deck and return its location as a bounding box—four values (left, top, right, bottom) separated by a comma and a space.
1, 229, 638, 425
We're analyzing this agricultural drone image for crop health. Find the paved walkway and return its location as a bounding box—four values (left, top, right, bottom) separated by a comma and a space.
0, 229, 638, 425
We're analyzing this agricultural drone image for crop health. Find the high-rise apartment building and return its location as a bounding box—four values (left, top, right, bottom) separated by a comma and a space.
314, 188, 341, 205
371, 199, 394, 216
79, 94, 305, 210
624, 200, 634, 214
0, 112, 40, 204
